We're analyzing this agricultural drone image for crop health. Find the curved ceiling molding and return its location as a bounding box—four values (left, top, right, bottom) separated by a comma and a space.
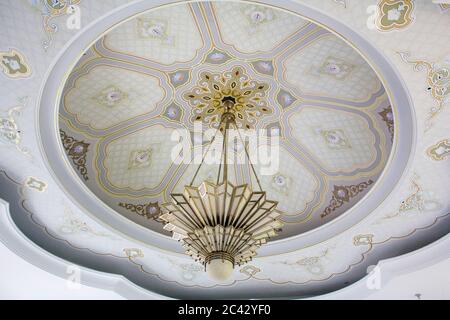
0, 0, 447, 299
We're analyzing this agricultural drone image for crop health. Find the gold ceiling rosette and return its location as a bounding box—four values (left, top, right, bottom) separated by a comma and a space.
158, 100, 283, 281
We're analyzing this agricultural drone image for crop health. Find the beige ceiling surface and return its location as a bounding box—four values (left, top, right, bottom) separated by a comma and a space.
59, 1, 393, 240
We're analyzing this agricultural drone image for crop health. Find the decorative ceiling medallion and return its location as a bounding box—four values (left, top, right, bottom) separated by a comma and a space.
0, 49, 31, 79
314, 56, 354, 80
162, 102, 183, 122
276, 89, 297, 109
119, 202, 162, 221
128, 148, 153, 170
379, 106, 395, 142
427, 139, 450, 161
205, 49, 232, 65
353, 234, 374, 246
168, 70, 190, 88
251, 60, 275, 76
60, 129, 90, 181
242, 5, 277, 34
94, 85, 128, 107
317, 128, 351, 149
321, 180, 374, 218
184, 66, 271, 129
137, 18, 174, 45
376, 0, 415, 31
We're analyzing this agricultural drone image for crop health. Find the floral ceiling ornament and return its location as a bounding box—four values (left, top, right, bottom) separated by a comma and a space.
379, 106, 395, 142
280, 249, 330, 276
376, 0, 415, 31
59, 206, 113, 238
427, 139, 450, 161
0, 97, 30, 156
124, 248, 144, 259
0, 49, 31, 79
128, 147, 155, 170
314, 56, 354, 80
397, 52, 449, 129
118, 201, 162, 221
321, 180, 374, 218
28, 0, 82, 50
242, 5, 276, 34
184, 66, 271, 129
59, 129, 90, 180
318, 128, 351, 149
93, 86, 128, 107
137, 18, 174, 45
205, 49, 232, 65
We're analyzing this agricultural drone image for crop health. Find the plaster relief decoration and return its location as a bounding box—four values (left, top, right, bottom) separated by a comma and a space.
427, 139, 450, 161
118, 201, 162, 221
58, 206, 113, 239
94, 85, 128, 107
28, 0, 81, 50
24, 177, 48, 193
353, 234, 374, 247
184, 66, 271, 129
379, 106, 395, 142
376, 0, 415, 31
313, 56, 354, 80
59, 129, 89, 181
0, 97, 30, 156
0, 49, 31, 79
240, 265, 261, 277
398, 52, 449, 129
376, 177, 441, 222
322, 180, 374, 218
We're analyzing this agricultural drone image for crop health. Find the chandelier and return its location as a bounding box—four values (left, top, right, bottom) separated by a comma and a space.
158, 99, 283, 281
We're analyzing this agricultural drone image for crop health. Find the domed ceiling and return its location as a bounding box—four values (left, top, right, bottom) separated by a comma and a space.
2, 0, 449, 300
59, 1, 394, 240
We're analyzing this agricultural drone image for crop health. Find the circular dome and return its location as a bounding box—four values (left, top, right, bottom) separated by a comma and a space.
57, 1, 394, 242
37, 0, 414, 258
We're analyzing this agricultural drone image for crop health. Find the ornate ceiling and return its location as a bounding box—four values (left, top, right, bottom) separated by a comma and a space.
59, 1, 394, 240
0, 0, 449, 300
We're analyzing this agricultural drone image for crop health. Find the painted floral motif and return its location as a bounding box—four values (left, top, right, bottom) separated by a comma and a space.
0, 49, 31, 78
276, 89, 297, 109
251, 60, 274, 76
427, 139, 450, 161
398, 52, 449, 129
119, 201, 162, 221
60, 129, 90, 180
280, 249, 330, 276
137, 18, 174, 45
25, 177, 47, 192
316, 56, 354, 80
317, 128, 351, 149
184, 66, 271, 129
59, 206, 113, 238
162, 102, 183, 122
29, 0, 82, 49
94, 86, 128, 107
270, 173, 291, 195
377, 177, 441, 222
376, 0, 415, 31
128, 148, 154, 170
0, 98, 29, 155
353, 234, 374, 246
321, 180, 374, 218
242, 5, 276, 34
205, 49, 232, 65
168, 70, 190, 88
379, 106, 395, 142
240, 265, 261, 277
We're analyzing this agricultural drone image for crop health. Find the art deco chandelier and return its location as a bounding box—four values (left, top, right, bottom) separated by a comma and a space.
158, 99, 283, 281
